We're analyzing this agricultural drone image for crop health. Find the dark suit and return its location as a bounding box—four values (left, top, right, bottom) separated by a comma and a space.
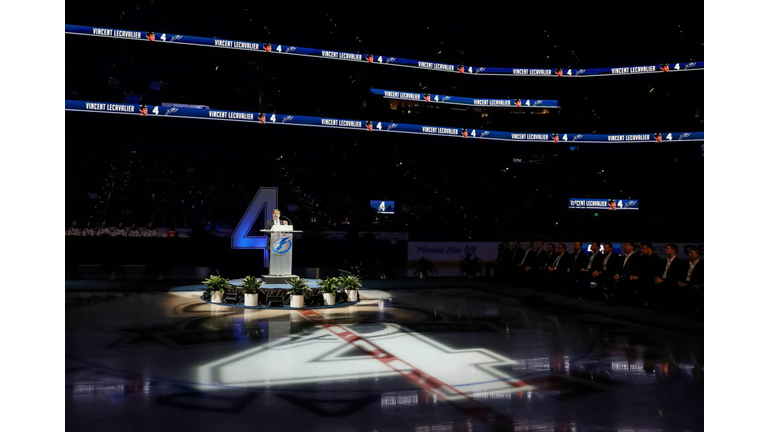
597, 252, 622, 278
681, 260, 704, 316
595, 252, 622, 302
570, 249, 589, 274
577, 251, 603, 298
618, 252, 640, 280
653, 256, 687, 309
265, 219, 287, 230
682, 260, 704, 286
547, 252, 572, 292
631, 253, 661, 306
534, 250, 550, 271
658, 256, 687, 284
614, 252, 641, 303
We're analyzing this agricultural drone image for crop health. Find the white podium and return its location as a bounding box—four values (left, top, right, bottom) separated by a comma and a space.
260, 228, 302, 281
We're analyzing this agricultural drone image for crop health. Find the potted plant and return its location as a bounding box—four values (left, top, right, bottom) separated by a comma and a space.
340, 274, 362, 302
287, 277, 310, 308
241, 275, 265, 307
318, 277, 340, 305
459, 251, 481, 278
202, 274, 231, 304
413, 257, 437, 279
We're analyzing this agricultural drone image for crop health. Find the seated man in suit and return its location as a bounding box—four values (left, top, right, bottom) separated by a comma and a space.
567, 241, 589, 297
653, 243, 687, 310
592, 242, 621, 304
678, 247, 704, 317
266, 208, 289, 230
546, 243, 572, 293
535, 242, 556, 288
544, 243, 557, 269
520, 240, 546, 288
631, 242, 661, 307
612, 242, 640, 304
578, 242, 603, 299
486, 239, 512, 279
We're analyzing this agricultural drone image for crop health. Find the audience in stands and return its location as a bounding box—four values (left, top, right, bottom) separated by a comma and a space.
66, 221, 81, 236
111, 222, 127, 237
128, 223, 142, 237
96, 220, 111, 237
143, 222, 158, 237
81, 221, 95, 236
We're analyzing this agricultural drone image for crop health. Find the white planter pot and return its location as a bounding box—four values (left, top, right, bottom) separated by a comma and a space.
211, 291, 224, 303
346, 290, 359, 302
244, 293, 259, 307
290, 295, 305, 308
323, 293, 336, 306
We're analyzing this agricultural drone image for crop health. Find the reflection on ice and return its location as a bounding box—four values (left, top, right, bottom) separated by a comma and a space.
196, 322, 533, 400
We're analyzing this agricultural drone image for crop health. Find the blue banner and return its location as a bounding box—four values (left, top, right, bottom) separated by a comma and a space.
371, 88, 558, 108
65, 100, 704, 143
66, 25, 704, 77
569, 198, 640, 210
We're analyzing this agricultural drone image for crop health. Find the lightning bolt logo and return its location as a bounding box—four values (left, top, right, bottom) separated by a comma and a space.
272, 237, 292, 254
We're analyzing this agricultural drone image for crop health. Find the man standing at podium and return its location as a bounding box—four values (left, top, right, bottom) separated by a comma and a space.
266, 208, 288, 230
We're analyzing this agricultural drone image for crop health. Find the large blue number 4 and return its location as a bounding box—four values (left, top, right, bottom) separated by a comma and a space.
231, 187, 278, 266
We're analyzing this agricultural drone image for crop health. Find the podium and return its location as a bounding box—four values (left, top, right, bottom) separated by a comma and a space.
260, 228, 302, 283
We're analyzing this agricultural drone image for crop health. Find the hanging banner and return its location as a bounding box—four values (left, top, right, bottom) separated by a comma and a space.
65, 99, 704, 143
66, 25, 704, 77
568, 198, 639, 210
371, 88, 558, 108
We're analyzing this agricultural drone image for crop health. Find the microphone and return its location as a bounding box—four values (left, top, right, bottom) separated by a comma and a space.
280, 216, 293, 226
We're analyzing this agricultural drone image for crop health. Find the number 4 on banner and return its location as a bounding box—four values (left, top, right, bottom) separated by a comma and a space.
152, 106, 159, 115
666, 133, 673, 140
270, 114, 276, 122
160, 34, 166, 41
231, 187, 278, 266
276, 45, 282, 52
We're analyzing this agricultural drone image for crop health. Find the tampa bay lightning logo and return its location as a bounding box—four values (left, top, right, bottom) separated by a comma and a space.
272, 237, 292, 254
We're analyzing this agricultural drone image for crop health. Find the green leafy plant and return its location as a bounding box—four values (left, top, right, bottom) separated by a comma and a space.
287, 277, 310, 296
340, 275, 362, 291
202, 274, 231, 292
241, 275, 265, 295
412, 257, 437, 277
317, 277, 341, 295
459, 252, 481, 277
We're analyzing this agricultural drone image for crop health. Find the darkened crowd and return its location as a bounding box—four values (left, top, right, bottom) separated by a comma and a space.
66, 220, 159, 237
486, 240, 703, 316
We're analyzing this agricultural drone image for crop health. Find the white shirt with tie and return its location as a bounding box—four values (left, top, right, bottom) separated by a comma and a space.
662, 256, 676, 279
602, 252, 613, 271
685, 259, 700, 282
